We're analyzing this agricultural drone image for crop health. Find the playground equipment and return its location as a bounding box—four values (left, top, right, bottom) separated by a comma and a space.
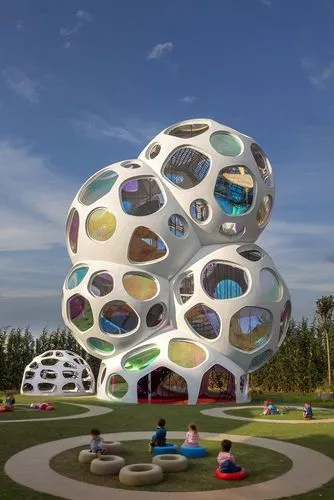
21, 350, 95, 396
61, 119, 291, 404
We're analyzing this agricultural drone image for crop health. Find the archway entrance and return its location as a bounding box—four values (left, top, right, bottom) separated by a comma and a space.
197, 364, 236, 403
137, 367, 188, 404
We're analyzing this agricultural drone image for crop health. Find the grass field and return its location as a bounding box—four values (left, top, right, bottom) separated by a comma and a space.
224, 407, 334, 420
0, 394, 333, 499
51, 440, 291, 492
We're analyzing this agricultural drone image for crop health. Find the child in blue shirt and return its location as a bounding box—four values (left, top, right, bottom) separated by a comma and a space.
303, 403, 313, 419
90, 428, 105, 456
150, 418, 166, 451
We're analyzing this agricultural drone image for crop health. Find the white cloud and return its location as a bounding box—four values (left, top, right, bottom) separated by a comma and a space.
301, 57, 334, 89
0, 140, 76, 251
147, 42, 174, 60
72, 113, 161, 145
2, 67, 42, 103
181, 96, 197, 104
60, 9, 92, 39
16, 19, 23, 31
261, 0, 272, 6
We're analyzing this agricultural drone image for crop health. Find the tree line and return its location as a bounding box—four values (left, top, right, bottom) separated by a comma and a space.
0, 295, 333, 393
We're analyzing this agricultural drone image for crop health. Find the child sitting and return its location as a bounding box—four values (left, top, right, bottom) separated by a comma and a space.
263, 400, 271, 415
303, 403, 313, 419
184, 423, 199, 446
268, 402, 280, 415
150, 418, 166, 450
217, 439, 242, 473
5, 394, 15, 407
90, 428, 105, 456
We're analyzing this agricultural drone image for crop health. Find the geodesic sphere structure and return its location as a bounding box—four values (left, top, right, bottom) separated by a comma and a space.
20, 350, 95, 396
62, 118, 291, 405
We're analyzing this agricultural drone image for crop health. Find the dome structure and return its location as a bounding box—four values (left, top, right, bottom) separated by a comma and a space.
21, 350, 95, 396
61, 118, 291, 405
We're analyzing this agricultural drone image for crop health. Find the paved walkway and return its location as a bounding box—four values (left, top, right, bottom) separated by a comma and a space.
0, 403, 113, 424
201, 405, 334, 424
5, 431, 334, 500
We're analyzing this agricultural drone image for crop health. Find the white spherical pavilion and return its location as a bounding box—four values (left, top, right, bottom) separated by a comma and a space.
61, 118, 291, 404
21, 350, 95, 396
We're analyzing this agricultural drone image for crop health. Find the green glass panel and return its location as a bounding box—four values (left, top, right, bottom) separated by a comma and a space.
124, 347, 160, 371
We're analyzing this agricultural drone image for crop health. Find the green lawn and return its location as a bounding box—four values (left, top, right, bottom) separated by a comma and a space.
224, 407, 334, 420
51, 439, 291, 492
0, 400, 87, 420
0, 394, 333, 499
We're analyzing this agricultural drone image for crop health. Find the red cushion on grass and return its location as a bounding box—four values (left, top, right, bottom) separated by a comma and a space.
215, 468, 248, 480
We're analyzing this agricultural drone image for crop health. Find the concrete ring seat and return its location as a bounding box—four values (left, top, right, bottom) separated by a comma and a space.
119, 463, 163, 486
152, 443, 178, 456
104, 441, 123, 454
78, 450, 97, 464
180, 444, 206, 458
152, 454, 188, 472
90, 455, 125, 476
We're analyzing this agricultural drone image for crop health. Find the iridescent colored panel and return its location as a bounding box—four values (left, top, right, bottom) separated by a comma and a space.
260, 268, 282, 301
214, 166, 254, 215
251, 143, 273, 187
108, 374, 128, 398
100, 300, 138, 335
67, 266, 89, 290
67, 294, 94, 331
120, 177, 165, 216
87, 208, 116, 241
210, 132, 242, 156
146, 303, 165, 327
219, 223, 245, 237
89, 272, 114, 297
229, 307, 271, 352
256, 195, 272, 228
122, 272, 158, 300
163, 147, 210, 189
179, 272, 194, 304
249, 349, 273, 371
167, 123, 209, 138
279, 300, 291, 342
237, 247, 262, 261
87, 337, 114, 354
202, 261, 248, 299
68, 209, 79, 253
168, 340, 206, 368
168, 214, 187, 237
190, 199, 209, 222
124, 347, 160, 371
79, 170, 118, 206
185, 303, 220, 340
128, 226, 167, 262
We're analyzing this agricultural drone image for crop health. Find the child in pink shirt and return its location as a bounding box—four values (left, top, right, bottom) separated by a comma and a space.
184, 423, 199, 446
217, 439, 241, 473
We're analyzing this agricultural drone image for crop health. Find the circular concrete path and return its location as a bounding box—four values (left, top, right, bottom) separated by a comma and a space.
5, 431, 334, 500
201, 405, 334, 424
0, 403, 112, 424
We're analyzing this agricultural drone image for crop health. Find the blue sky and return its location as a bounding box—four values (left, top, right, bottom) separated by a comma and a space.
0, 0, 334, 333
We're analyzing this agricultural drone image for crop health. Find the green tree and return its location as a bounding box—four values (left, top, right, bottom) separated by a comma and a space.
315, 295, 334, 389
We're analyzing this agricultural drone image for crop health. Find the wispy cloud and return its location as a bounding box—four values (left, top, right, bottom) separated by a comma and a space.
60, 9, 92, 46
301, 57, 334, 89
147, 42, 174, 60
181, 96, 197, 104
72, 113, 161, 145
2, 67, 42, 103
261, 0, 272, 6
16, 19, 23, 31
0, 140, 76, 251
